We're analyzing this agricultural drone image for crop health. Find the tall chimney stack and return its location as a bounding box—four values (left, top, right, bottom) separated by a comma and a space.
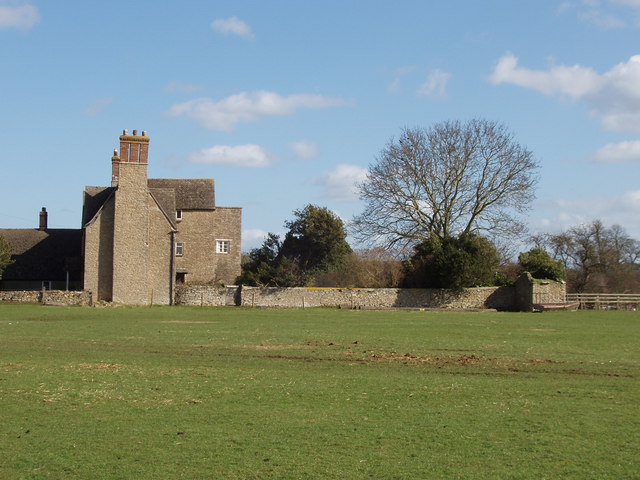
39, 207, 48, 231
112, 129, 150, 186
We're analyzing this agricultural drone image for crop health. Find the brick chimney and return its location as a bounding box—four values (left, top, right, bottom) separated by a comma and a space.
39, 207, 47, 231
111, 129, 150, 187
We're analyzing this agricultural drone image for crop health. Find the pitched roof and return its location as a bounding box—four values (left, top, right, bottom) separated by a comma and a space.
82, 179, 215, 225
0, 228, 83, 280
147, 178, 215, 210
82, 186, 115, 226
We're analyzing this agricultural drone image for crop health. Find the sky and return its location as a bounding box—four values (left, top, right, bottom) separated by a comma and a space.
2, 0, 640, 252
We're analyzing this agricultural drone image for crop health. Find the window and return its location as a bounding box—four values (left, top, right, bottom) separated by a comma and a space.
216, 239, 230, 254
176, 209, 183, 221
175, 242, 184, 256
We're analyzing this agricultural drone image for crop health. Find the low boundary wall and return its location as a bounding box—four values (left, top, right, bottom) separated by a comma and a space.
175, 274, 564, 311
0, 274, 565, 310
174, 285, 239, 306
0, 290, 92, 306
238, 286, 516, 310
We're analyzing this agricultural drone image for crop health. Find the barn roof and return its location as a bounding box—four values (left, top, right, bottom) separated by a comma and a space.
0, 228, 83, 281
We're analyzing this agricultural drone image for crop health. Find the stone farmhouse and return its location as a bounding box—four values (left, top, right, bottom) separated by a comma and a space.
0, 130, 242, 305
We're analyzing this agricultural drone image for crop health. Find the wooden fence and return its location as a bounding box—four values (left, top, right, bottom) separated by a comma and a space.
565, 293, 640, 310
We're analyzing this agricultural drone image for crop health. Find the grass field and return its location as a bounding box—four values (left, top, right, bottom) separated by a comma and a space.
0, 305, 638, 479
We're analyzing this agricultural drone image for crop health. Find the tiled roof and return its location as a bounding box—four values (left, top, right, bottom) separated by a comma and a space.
147, 179, 215, 210
82, 179, 215, 227
0, 229, 83, 280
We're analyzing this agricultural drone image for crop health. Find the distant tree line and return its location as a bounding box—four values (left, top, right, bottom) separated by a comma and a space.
531, 220, 640, 293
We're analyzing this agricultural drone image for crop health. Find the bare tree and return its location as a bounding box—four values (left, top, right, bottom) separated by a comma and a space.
536, 220, 640, 292
351, 119, 539, 248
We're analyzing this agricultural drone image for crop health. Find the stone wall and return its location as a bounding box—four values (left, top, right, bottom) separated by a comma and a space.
0, 290, 92, 306
237, 286, 516, 310
147, 198, 174, 305
514, 273, 566, 311
84, 195, 115, 302
0, 275, 565, 310
175, 275, 565, 311
174, 285, 238, 306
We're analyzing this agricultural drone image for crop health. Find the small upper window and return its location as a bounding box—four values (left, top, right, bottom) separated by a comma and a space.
176, 210, 183, 221
175, 242, 184, 256
216, 240, 230, 254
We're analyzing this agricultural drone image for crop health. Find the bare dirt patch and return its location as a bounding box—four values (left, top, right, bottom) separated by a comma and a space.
365, 351, 490, 366
252, 344, 317, 350
78, 363, 124, 371
161, 320, 219, 324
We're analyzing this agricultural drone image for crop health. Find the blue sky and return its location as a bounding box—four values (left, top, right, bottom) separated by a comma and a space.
2, 0, 640, 251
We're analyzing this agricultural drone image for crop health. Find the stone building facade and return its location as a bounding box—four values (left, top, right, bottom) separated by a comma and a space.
0, 129, 242, 305
83, 130, 242, 304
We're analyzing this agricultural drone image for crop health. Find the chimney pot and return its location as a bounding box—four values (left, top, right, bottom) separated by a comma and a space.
132, 129, 138, 136
142, 130, 147, 136
123, 129, 128, 135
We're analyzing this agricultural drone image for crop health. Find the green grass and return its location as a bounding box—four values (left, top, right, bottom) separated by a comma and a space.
0, 305, 638, 479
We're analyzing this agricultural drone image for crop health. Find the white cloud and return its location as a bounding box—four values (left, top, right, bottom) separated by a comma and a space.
489, 53, 640, 132
85, 97, 115, 116
289, 140, 319, 160
242, 228, 269, 251
211, 16, 254, 39
592, 140, 640, 162
316, 164, 368, 202
417, 69, 452, 99
489, 53, 603, 98
594, 56, 640, 130
0, 2, 39, 29
188, 144, 271, 167
168, 91, 350, 131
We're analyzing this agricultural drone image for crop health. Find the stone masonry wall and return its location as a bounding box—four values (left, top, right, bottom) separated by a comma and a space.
0, 276, 564, 310
84, 196, 115, 302
174, 285, 238, 306
147, 198, 173, 305
238, 286, 515, 310
174, 210, 216, 284
514, 273, 566, 311
112, 163, 150, 305
0, 290, 92, 306
211, 207, 242, 285
175, 275, 565, 310
174, 207, 242, 285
